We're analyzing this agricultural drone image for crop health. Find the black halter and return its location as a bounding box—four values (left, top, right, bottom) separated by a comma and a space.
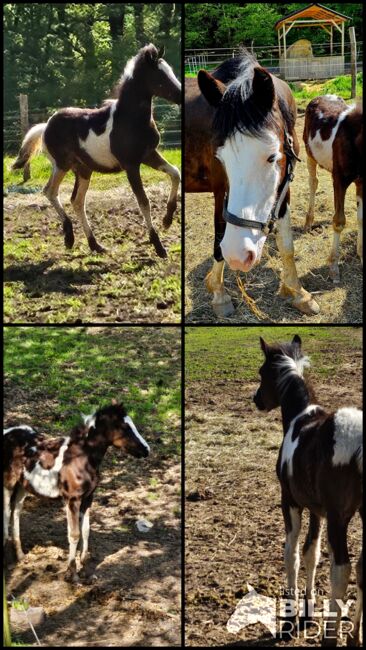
223, 130, 300, 235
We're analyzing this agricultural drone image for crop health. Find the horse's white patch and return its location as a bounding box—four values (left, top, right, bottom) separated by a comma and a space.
23, 437, 70, 498
217, 129, 281, 271
78, 102, 120, 169
308, 104, 355, 172
82, 412, 96, 429
332, 408, 362, 471
3, 425, 36, 435
276, 353, 310, 396
324, 94, 340, 101
281, 405, 321, 476
158, 60, 181, 89
124, 416, 150, 452
124, 55, 136, 79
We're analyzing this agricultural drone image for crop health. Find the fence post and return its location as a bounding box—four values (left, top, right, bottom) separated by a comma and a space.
19, 93, 30, 181
349, 27, 357, 99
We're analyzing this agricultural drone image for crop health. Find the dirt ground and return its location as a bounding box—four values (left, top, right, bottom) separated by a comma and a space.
185, 114, 362, 323
4, 182, 181, 323
4, 382, 181, 647
185, 338, 362, 646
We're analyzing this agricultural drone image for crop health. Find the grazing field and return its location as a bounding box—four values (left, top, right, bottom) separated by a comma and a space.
4, 326, 181, 647
185, 326, 362, 647
4, 150, 181, 324
185, 114, 362, 323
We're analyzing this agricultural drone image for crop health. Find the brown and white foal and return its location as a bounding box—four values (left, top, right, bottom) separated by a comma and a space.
303, 95, 363, 282
4, 403, 150, 582
254, 335, 362, 646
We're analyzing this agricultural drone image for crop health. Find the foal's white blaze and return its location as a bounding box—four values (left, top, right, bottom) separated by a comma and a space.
82, 412, 96, 429
78, 102, 120, 169
23, 436, 70, 498
217, 130, 281, 271
281, 405, 321, 476
158, 60, 182, 90
124, 416, 150, 452
332, 408, 362, 471
308, 104, 355, 172
3, 425, 36, 435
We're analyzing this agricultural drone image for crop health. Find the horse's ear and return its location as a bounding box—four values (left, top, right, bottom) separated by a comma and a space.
292, 334, 302, 347
259, 337, 268, 355
252, 67, 275, 114
145, 44, 158, 65
111, 398, 117, 405
198, 70, 226, 107
158, 45, 165, 59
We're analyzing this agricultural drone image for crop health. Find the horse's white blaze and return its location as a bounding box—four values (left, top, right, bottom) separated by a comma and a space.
3, 425, 36, 435
217, 130, 281, 271
308, 104, 355, 172
332, 407, 362, 471
23, 436, 70, 498
281, 405, 320, 476
158, 60, 181, 90
124, 416, 150, 452
82, 412, 96, 429
78, 102, 120, 169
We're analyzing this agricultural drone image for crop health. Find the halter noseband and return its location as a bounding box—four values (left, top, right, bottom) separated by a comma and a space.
223, 130, 300, 235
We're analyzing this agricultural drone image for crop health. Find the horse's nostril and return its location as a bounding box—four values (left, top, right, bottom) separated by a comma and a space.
245, 250, 256, 266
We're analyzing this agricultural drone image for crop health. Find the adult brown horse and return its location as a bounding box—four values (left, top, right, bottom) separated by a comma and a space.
185, 50, 319, 318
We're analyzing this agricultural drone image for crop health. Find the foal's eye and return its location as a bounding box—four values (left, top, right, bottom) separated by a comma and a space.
267, 154, 277, 163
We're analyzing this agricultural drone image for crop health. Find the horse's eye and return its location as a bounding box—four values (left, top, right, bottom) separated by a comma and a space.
267, 154, 276, 163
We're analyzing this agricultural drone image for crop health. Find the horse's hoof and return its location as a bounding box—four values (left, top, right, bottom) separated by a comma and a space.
63, 222, 74, 249
64, 569, 79, 583
150, 229, 167, 258
329, 266, 340, 284
212, 298, 235, 318
280, 285, 320, 315
163, 203, 176, 229
88, 238, 107, 254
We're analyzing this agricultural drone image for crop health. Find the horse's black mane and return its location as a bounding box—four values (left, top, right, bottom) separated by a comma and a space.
212, 48, 293, 142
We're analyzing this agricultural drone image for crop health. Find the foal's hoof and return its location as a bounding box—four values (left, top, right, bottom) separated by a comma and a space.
88, 237, 107, 254
212, 298, 235, 318
163, 202, 176, 229
150, 229, 167, 258
64, 568, 79, 584
63, 222, 75, 249
321, 636, 338, 647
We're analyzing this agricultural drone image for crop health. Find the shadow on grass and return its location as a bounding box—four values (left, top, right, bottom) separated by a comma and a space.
4, 259, 112, 295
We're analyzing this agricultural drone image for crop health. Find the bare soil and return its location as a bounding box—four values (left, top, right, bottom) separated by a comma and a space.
185, 342, 362, 646
185, 115, 362, 323
4, 382, 181, 647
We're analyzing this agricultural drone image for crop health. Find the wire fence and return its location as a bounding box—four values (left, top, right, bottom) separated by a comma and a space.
4, 99, 181, 154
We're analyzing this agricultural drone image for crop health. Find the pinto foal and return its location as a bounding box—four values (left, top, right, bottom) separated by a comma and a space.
254, 335, 362, 646
4, 403, 150, 582
303, 95, 363, 282
12, 43, 181, 258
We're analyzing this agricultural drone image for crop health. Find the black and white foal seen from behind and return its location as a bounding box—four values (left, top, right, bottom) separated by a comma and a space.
4, 403, 150, 582
254, 335, 362, 647
12, 44, 181, 258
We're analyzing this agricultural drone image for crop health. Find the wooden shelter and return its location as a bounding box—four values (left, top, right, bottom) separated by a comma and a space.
275, 3, 350, 80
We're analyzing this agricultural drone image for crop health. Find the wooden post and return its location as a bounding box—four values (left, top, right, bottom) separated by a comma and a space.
19, 93, 30, 182
349, 26, 357, 99
330, 25, 333, 55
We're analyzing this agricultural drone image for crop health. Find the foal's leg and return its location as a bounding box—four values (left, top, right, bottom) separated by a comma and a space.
355, 180, 363, 267
322, 514, 351, 647
301, 512, 323, 627
44, 165, 74, 249
305, 155, 318, 231
79, 493, 94, 566
275, 204, 320, 315
3, 487, 12, 546
12, 485, 27, 561
126, 165, 167, 258
329, 177, 348, 284
347, 508, 362, 647
142, 150, 181, 229
65, 499, 81, 582
70, 173, 106, 253
205, 259, 234, 318
281, 502, 302, 640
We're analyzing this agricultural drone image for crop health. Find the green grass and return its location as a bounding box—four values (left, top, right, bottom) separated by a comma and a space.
3, 148, 181, 189
185, 326, 362, 383
4, 326, 181, 457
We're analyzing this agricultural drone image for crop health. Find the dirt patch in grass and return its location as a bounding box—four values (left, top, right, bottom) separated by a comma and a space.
185, 115, 362, 323
4, 182, 181, 323
185, 328, 362, 647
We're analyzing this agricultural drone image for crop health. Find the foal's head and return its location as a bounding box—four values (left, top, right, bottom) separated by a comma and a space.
125, 43, 181, 104
87, 403, 150, 458
198, 52, 297, 272
253, 334, 309, 411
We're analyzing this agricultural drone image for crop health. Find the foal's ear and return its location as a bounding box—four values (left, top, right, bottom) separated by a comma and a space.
292, 334, 302, 347
259, 337, 268, 355
252, 67, 275, 115
111, 398, 118, 405
198, 70, 226, 107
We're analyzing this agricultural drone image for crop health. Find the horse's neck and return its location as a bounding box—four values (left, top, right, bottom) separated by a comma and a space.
117, 80, 152, 120
85, 429, 109, 467
280, 375, 311, 433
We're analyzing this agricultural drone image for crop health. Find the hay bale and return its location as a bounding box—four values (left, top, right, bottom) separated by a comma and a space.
287, 39, 313, 59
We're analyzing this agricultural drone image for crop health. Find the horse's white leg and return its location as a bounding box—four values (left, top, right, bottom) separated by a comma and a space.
65, 500, 81, 582
80, 508, 90, 565
142, 149, 181, 229
71, 173, 105, 253
43, 164, 74, 249
4, 487, 12, 545
12, 485, 27, 561
302, 513, 323, 624
322, 517, 351, 647
356, 181, 362, 267
347, 549, 363, 647
205, 259, 234, 318
305, 155, 318, 231
282, 504, 302, 639
329, 178, 347, 284
275, 204, 320, 315
126, 165, 167, 258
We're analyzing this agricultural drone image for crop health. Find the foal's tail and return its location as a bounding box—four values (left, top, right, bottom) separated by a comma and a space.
12, 123, 47, 170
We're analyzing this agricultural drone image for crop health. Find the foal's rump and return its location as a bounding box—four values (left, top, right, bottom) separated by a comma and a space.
11, 123, 47, 170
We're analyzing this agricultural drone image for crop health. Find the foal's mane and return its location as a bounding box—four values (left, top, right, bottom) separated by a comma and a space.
112, 43, 160, 99
271, 342, 315, 402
